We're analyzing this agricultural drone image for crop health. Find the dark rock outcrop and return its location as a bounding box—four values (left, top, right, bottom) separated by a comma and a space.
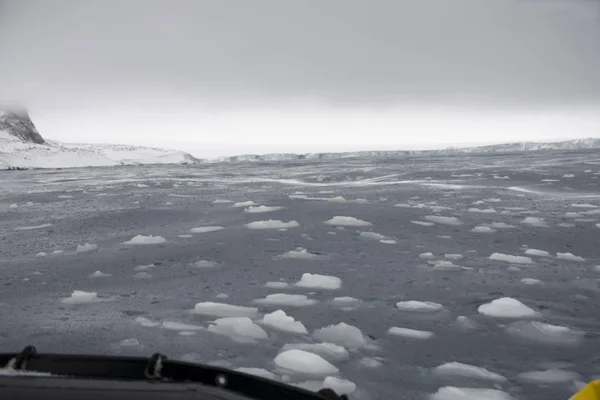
0, 109, 45, 144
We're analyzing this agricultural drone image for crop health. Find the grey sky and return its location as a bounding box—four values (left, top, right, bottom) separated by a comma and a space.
1, 0, 599, 157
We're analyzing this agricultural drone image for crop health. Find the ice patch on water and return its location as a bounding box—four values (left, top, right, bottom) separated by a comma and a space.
380, 239, 396, 244
244, 205, 283, 213
455, 316, 479, 331
193, 260, 219, 268
123, 235, 167, 245
556, 252, 586, 262
190, 226, 224, 233
424, 216, 463, 226
231, 201, 257, 208
518, 369, 580, 384
246, 220, 299, 229
212, 199, 233, 204
489, 253, 533, 264
277, 248, 322, 260
61, 290, 106, 304
162, 321, 204, 331
89, 270, 111, 278
521, 217, 548, 227
133, 264, 154, 271
471, 226, 496, 233
359, 231, 386, 241
420, 252, 435, 260
322, 376, 357, 395
281, 342, 349, 361
119, 338, 139, 346
265, 281, 289, 289
478, 297, 538, 318
313, 322, 366, 348
563, 174, 575, 178
360, 357, 383, 368
428, 260, 467, 271
560, 223, 576, 228
208, 317, 268, 340
430, 387, 514, 400
9, 203, 17, 209
412, 220, 435, 226
324, 216, 372, 227
193, 302, 258, 318
274, 350, 338, 375
52, 250, 64, 255
235, 367, 277, 380
295, 273, 341, 290
445, 254, 463, 260
259, 310, 308, 334
135, 317, 160, 327
327, 196, 347, 203
467, 208, 497, 214
331, 297, 362, 306
14, 223, 52, 231
36, 252, 47, 257
388, 327, 434, 339
506, 321, 584, 346
433, 362, 507, 382
396, 301, 444, 312
521, 278, 542, 285
254, 294, 318, 307
489, 222, 516, 229
76, 243, 98, 252
525, 249, 550, 257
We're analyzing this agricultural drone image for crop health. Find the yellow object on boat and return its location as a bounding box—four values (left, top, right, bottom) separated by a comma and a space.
573, 381, 600, 400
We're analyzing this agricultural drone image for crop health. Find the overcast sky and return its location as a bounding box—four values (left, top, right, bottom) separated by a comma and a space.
1, 0, 599, 157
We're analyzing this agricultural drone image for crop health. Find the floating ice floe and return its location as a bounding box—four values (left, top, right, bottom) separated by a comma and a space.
36, 252, 47, 257
428, 260, 466, 271
520, 278, 542, 285
396, 301, 443, 312
360, 357, 383, 368
52, 250, 64, 255
445, 254, 463, 260
477, 297, 538, 318
280, 342, 349, 361
313, 322, 366, 348
489, 253, 533, 264
135, 317, 160, 327
324, 216, 372, 227
424, 216, 463, 226
253, 294, 318, 307
76, 243, 98, 252
212, 199, 233, 204
162, 321, 204, 331
119, 338, 140, 347
412, 220, 435, 227
234, 367, 277, 380
193, 260, 219, 268
274, 350, 338, 375
506, 321, 584, 346
380, 239, 396, 244
89, 270, 111, 278
556, 252, 586, 262
524, 249, 550, 257
331, 297, 362, 307
359, 231, 386, 241
563, 174, 575, 178
61, 290, 106, 304
14, 223, 52, 231
277, 248, 322, 260
246, 220, 299, 229
518, 369, 580, 384
207, 317, 268, 340
123, 235, 167, 245
193, 302, 258, 318
419, 252, 435, 260
430, 386, 514, 400
259, 310, 308, 334
231, 201, 257, 208
433, 362, 507, 382
471, 226, 496, 233
467, 208, 497, 214
190, 226, 224, 233
295, 273, 341, 290
327, 196, 347, 203
455, 316, 479, 331
488, 222, 516, 229
244, 205, 283, 213
265, 281, 290, 289
133, 264, 154, 271
388, 327, 434, 339
521, 217, 548, 227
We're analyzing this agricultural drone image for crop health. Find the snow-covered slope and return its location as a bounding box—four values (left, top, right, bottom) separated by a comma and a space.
213, 138, 600, 163
0, 111, 198, 169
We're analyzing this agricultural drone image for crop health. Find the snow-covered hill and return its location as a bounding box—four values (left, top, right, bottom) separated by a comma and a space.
0, 111, 199, 169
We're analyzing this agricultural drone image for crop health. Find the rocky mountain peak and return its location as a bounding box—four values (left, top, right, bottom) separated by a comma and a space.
0, 109, 45, 145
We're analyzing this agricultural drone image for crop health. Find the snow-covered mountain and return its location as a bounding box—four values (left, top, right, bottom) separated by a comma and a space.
0, 110, 199, 169
213, 138, 600, 163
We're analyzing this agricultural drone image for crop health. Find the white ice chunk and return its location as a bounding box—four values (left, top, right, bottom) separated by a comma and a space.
396, 300, 444, 312
89, 270, 111, 278
208, 317, 268, 340
76, 243, 98, 253
380, 239, 396, 244
471, 226, 496, 233
359, 231, 386, 241
388, 327, 434, 339
525, 249, 550, 257
215, 293, 229, 299
9, 203, 18, 208
162, 321, 204, 331
324, 216, 372, 227
433, 362, 507, 382
193, 302, 259, 318
259, 310, 308, 334
212, 199, 233, 204
274, 350, 338, 375
61, 290, 105, 304
14, 223, 52, 231
190, 226, 224, 233
246, 220, 299, 229
244, 205, 283, 213
277, 248, 322, 260
518, 369, 580, 384
119, 338, 140, 346
520, 278, 542, 285
445, 254, 463, 260
35, 252, 47, 257
135, 317, 160, 327
360, 357, 383, 368
424, 216, 463, 226
178, 234, 193, 238
455, 316, 479, 331
313, 322, 366, 348
428, 260, 465, 271
281, 342, 349, 361
331, 297, 362, 306
489, 222, 516, 229
419, 252, 435, 260
133, 264, 154, 271
563, 174, 575, 178
234, 367, 277, 380
322, 376, 356, 395
412, 220, 435, 226
521, 217, 548, 227
123, 235, 167, 245
265, 281, 289, 289
327, 196, 347, 203
254, 294, 318, 307
231, 201, 257, 207
193, 260, 219, 268
467, 208, 497, 214
556, 252, 586, 262
430, 387, 514, 400
295, 273, 341, 290
52, 250, 64, 254
489, 253, 533, 264
506, 321, 584, 346
477, 297, 538, 318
